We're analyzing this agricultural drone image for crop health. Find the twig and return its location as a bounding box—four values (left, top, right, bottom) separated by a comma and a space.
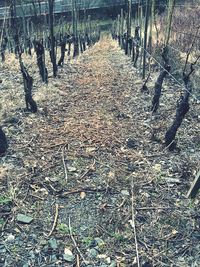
62, 146, 68, 182
47, 203, 59, 238
60, 186, 115, 197
76, 254, 80, 267
129, 178, 140, 267
1, 217, 9, 234
68, 216, 87, 264
136, 206, 172, 211
29, 194, 45, 200
79, 159, 96, 180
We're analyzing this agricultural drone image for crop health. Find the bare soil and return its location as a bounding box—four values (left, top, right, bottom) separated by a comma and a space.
0, 36, 199, 267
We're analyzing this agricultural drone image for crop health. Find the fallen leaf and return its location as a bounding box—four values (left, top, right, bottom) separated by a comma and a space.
80, 191, 86, 199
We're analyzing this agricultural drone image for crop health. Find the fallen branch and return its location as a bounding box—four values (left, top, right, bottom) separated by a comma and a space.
69, 216, 87, 264
79, 159, 96, 180
62, 146, 68, 183
47, 203, 59, 238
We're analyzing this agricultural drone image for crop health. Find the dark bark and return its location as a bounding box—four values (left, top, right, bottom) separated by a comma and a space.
67, 35, 73, 56
14, 34, 20, 56
19, 58, 37, 113
86, 33, 91, 47
27, 38, 32, 56
73, 37, 79, 58
0, 127, 8, 155
133, 27, 140, 67
82, 35, 86, 51
132, 41, 135, 62
79, 35, 83, 53
35, 41, 48, 83
165, 74, 191, 151
58, 37, 67, 67
151, 47, 170, 112
48, 0, 57, 77
141, 73, 150, 93
1, 37, 8, 62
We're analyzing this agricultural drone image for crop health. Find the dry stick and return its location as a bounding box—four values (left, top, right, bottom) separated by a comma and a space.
76, 254, 80, 267
79, 159, 96, 180
47, 203, 59, 237
62, 146, 68, 182
136, 206, 171, 211
130, 178, 140, 267
68, 216, 87, 264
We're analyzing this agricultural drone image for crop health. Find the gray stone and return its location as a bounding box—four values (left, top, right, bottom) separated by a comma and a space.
49, 238, 58, 250
5, 234, 15, 243
63, 253, 75, 262
94, 237, 105, 247
121, 189, 130, 196
109, 261, 117, 267
88, 248, 98, 258
68, 166, 77, 172
16, 214, 33, 224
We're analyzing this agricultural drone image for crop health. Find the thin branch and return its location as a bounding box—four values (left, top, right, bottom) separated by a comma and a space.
62, 146, 68, 182
47, 203, 59, 237
68, 216, 87, 264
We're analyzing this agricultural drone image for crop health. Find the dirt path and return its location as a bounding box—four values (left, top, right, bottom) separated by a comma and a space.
0, 36, 199, 267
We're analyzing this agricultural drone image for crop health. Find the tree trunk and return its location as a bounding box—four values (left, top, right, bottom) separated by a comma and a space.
35, 41, 48, 83
0, 127, 8, 155
151, 47, 170, 112
48, 0, 57, 77
165, 75, 191, 151
19, 57, 37, 113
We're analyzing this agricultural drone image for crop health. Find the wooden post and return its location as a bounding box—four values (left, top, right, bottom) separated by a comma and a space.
148, 0, 153, 54
120, 8, 124, 49
142, 0, 150, 79
117, 14, 120, 45
48, 0, 57, 77
187, 171, 200, 199
125, 0, 131, 55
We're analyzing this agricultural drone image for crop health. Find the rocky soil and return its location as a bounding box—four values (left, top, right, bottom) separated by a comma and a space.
0, 36, 199, 267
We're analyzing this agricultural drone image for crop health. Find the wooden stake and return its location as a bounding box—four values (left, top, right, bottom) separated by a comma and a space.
142, 0, 150, 79
187, 171, 200, 199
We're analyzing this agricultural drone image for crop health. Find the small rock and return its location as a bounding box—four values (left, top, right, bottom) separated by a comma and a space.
63, 253, 75, 262
51, 254, 58, 261
94, 237, 105, 247
121, 190, 130, 196
5, 234, 15, 243
5, 117, 20, 124
127, 163, 136, 172
109, 261, 117, 267
68, 166, 77, 172
49, 238, 58, 250
165, 178, 181, 184
127, 138, 137, 149
29, 250, 35, 259
40, 239, 48, 246
63, 248, 75, 262
88, 248, 99, 259
16, 214, 33, 224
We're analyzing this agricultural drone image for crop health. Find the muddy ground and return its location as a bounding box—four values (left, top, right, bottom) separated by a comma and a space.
0, 36, 199, 267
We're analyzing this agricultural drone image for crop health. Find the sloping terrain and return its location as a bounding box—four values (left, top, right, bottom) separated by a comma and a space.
0, 36, 199, 267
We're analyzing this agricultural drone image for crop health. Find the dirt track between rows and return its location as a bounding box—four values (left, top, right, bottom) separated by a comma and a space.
0, 36, 199, 267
